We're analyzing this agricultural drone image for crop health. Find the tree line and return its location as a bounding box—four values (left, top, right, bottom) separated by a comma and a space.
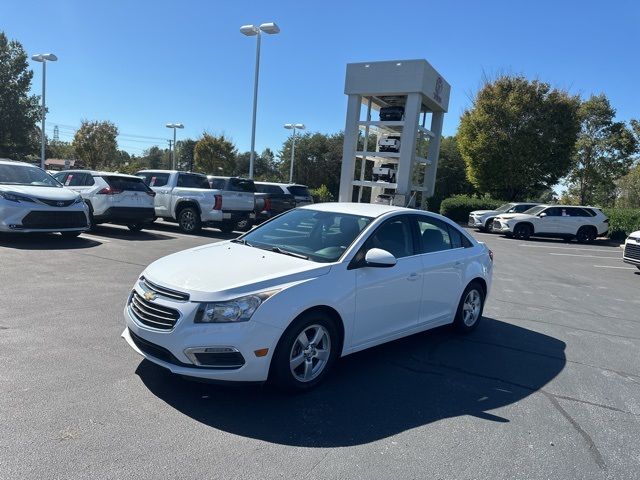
2, 30, 639, 208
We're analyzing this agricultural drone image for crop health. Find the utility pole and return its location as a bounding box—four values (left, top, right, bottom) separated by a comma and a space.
168, 140, 173, 169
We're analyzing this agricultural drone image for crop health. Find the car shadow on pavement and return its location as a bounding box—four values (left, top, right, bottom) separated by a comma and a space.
136, 317, 566, 447
87, 225, 176, 241
0, 232, 101, 250
145, 221, 241, 240
496, 235, 621, 248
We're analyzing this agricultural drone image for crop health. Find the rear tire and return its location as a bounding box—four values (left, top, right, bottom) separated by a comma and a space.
127, 223, 144, 232
235, 217, 253, 232
177, 207, 201, 234
219, 222, 235, 234
270, 311, 340, 392
453, 282, 485, 333
576, 226, 596, 244
513, 223, 532, 240
60, 231, 82, 238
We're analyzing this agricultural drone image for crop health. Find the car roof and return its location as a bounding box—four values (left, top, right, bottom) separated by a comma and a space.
538, 204, 602, 209
256, 181, 308, 187
58, 169, 141, 179
0, 159, 38, 167
299, 202, 422, 218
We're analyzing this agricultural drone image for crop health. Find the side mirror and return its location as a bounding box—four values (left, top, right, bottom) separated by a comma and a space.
539, 212, 547, 217
364, 248, 397, 268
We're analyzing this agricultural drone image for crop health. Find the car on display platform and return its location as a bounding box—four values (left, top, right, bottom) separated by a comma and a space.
492, 204, 609, 242
468, 202, 540, 232
0, 159, 89, 237
378, 135, 401, 153
52, 170, 155, 231
372, 163, 398, 183
622, 231, 640, 270
122, 202, 493, 390
379, 106, 405, 121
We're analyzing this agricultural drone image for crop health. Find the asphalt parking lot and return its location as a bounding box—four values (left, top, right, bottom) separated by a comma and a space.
1, 222, 638, 480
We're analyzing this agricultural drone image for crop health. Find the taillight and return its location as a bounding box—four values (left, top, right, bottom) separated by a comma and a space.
213, 194, 222, 210
489, 249, 494, 262
263, 197, 272, 212
97, 187, 123, 195
146, 190, 156, 197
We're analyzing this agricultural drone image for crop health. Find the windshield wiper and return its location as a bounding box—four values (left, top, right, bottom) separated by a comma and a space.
271, 246, 309, 260
231, 238, 253, 247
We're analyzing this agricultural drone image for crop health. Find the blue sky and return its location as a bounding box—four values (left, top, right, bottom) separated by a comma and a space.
4, 0, 639, 156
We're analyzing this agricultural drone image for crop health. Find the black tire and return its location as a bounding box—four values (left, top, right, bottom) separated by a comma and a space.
484, 218, 495, 233
127, 223, 144, 232
85, 202, 96, 231
235, 217, 253, 232
576, 226, 596, 244
453, 282, 485, 333
219, 221, 235, 234
60, 231, 82, 238
513, 223, 532, 240
270, 311, 340, 391
177, 207, 201, 234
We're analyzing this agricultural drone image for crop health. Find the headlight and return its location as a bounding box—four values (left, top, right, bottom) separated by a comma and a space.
195, 291, 279, 323
0, 191, 35, 203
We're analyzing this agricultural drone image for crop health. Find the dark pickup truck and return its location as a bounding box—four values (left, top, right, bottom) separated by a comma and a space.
254, 182, 297, 223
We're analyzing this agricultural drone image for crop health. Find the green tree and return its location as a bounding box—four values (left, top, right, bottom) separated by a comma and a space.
193, 133, 237, 175
616, 164, 640, 208
176, 138, 197, 171
458, 75, 580, 200
565, 95, 638, 206
0, 31, 41, 160
72, 120, 119, 169
429, 136, 474, 211
46, 140, 75, 160
234, 148, 278, 179
141, 146, 165, 169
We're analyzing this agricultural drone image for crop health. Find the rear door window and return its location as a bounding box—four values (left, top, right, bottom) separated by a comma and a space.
209, 178, 226, 189
287, 185, 311, 197
177, 173, 210, 189
229, 178, 256, 192
256, 184, 284, 194
416, 217, 452, 253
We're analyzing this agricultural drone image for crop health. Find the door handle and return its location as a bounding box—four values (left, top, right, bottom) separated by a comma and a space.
407, 272, 420, 281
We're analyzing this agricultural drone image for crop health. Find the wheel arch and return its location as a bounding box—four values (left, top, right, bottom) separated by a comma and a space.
276, 305, 346, 357
468, 277, 487, 297
514, 221, 535, 233
175, 200, 201, 216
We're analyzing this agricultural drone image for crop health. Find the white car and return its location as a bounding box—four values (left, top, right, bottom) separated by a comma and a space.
122, 203, 493, 390
0, 159, 89, 237
492, 205, 609, 243
254, 182, 314, 207
622, 231, 640, 270
468, 202, 539, 232
53, 170, 155, 231
378, 135, 401, 153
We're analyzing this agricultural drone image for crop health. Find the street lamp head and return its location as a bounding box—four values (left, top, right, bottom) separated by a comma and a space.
284, 124, 294, 129
294, 123, 305, 130
259, 22, 280, 34
32, 53, 58, 62
284, 123, 305, 130
240, 24, 260, 36
166, 123, 184, 129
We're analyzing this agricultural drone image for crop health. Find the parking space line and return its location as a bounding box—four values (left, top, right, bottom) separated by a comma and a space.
593, 265, 636, 270
519, 244, 618, 253
548, 253, 620, 259
80, 234, 111, 243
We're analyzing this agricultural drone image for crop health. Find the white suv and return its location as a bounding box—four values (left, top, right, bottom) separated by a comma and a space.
468, 202, 539, 232
622, 231, 640, 270
0, 159, 89, 237
53, 170, 155, 231
492, 205, 609, 243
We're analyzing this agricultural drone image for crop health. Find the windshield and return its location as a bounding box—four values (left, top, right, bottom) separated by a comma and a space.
523, 205, 546, 215
496, 203, 515, 212
0, 163, 62, 187
240, 209, 372, 263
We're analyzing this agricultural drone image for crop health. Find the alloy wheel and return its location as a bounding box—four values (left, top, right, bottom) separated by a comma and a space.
180, 210, 196, 231
463, 289, 482, 326
289, 324, 331, 382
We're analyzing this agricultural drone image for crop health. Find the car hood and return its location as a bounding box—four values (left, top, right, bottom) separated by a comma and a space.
470, 210, 497, 216
496, 213, 534, 221
142, 241, 332, 301
0, 184, 78, 200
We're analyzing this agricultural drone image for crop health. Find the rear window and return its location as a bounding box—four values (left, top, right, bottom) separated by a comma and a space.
209, 178, 226, 189
287, 185, 311, 197
256, 184, 284, 194
177, 173, 210, 189
138, 172, 170, 187
229, 178, 256, 192
104, 176, 151, 192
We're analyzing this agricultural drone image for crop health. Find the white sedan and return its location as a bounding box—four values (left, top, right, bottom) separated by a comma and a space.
122, 203, 493, 390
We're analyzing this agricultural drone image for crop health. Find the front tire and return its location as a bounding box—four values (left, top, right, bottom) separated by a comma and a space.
177, 207, 201, 234
453, 282, 485, 332
127, 223, 144, 232
219, 221, 235, 234
513, 223, 532, 240
484, 218, 495, 233
270, 311, 340, 391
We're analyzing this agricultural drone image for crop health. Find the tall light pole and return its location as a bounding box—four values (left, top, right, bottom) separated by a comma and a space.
31, 53, 58, 169
240, 22, 280, 179
166, 123, 184, 169
284, 123, 305, 183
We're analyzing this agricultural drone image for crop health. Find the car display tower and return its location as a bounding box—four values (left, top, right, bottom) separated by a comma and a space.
338, 59, 451, 208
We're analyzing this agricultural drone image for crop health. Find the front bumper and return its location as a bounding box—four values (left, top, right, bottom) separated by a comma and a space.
468, 215, 484, 227
492, 219, 512, 233
122, 300, 282, 382
623, 242, 640, 266
0, 202, 89, 233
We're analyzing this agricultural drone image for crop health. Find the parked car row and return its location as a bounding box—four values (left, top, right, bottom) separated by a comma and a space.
469, 202, 610, 244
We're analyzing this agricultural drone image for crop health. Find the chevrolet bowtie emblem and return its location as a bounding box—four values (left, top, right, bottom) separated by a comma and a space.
143, 291, 156, 301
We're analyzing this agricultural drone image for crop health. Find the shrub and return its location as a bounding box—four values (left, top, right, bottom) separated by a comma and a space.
440, 195, 504, 223
602, 208, 640, 240
310, 184, 334, 203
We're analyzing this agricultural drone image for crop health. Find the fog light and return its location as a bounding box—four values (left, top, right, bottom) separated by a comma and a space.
184, 346, 245, 369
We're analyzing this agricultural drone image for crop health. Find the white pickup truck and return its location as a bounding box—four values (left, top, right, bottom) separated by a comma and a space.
136, 170, 224, 234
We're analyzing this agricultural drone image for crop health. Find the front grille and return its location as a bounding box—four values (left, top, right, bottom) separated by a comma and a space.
468, 215, 474, 225
493, 220, 502, 230
129, 290, 180, 330
140, 277, 189, 302
624, 243, 640, 261
38, 198, 75, 207
21, 211, 87, 229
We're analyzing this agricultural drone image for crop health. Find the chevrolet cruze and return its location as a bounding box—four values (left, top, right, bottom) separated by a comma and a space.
122, 203, 493, 390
